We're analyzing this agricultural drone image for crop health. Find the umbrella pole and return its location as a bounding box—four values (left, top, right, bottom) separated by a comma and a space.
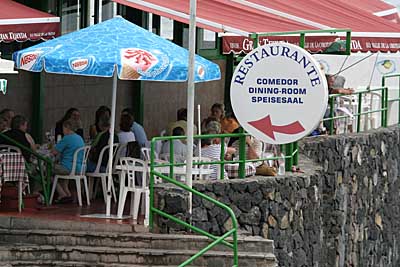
106, 66, 118, 217
186, 0, 197, 216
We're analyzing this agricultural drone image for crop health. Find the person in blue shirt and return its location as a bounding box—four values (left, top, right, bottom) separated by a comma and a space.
51, 119, 84, 203
121, 108, 148, 147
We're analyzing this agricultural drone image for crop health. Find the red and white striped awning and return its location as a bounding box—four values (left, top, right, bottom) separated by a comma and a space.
113, 0, 400, 53
0, 0, 60, 43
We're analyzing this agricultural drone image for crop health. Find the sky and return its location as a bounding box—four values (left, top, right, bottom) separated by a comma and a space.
384, 0, 400, 6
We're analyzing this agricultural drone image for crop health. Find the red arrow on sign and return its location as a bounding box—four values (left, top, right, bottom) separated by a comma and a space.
248, 115, 305, 140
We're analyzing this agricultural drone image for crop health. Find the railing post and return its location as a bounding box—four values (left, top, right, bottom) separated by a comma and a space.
293, 141, 298, 166
149, 140, 155, 231
169, 139, 174, 178
381, 87, 386, 128
357, 92, 362, 133
384, 87, 388, 127
329, 97, 335, 135
220, 137, 225, 180
238, 129, 246, 178
284, 143, 293, 171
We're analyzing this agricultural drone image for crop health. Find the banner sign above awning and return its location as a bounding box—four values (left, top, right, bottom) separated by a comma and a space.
0, 1, 60, 43
222, 36, 400, 54
0, 21, 59, 42
222, 36, 338, 54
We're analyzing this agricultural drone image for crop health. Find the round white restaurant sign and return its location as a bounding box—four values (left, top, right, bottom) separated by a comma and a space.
230, 43, 328, 144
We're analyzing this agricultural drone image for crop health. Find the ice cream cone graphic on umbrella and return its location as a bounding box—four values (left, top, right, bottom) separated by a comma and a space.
120, 48, 159, 79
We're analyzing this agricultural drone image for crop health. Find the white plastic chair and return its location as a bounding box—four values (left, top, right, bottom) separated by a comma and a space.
49, 145, 91, 206
86, 143, 118, 203
117, 157, 149, 226
0, 145, 22, 153
190, 156, 214, 180
141, 147, 163, 184
113, 143, 127, 174
141, 147, 159, 161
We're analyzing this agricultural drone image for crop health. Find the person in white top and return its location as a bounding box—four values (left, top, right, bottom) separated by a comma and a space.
160, 126, 187, 162
118, 113, 136, 156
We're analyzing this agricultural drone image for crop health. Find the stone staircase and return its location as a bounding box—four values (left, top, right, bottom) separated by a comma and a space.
0, 216, 277, 267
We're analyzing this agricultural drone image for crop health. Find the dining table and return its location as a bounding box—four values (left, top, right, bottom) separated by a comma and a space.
0, 152, 29, 212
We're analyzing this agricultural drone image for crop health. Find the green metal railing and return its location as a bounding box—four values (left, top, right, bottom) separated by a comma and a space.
382, 73, 400, 125
323, 87, 388, 135
149, 134, 239, 267
149, 133, 296, 266
0, 132, 53, 205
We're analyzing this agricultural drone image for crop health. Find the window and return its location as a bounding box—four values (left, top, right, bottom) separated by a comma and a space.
160, 16, 174, 40
61, 0, 81, 34
200, 29, 217, 49
101, 0, 115, 22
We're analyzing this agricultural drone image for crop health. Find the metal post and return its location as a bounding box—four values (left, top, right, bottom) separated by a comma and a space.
98, 0, 102, 23
149, 140, 155, 230
186, 0, 197, 215
169, 138, 174, 178
329, 97, 335, 135
106, 66, 118, 217
357, 92, 362, 133
299, 33, 305, 48
77, 0, 80, 30
285, 143, 293, 171
238, 129, 246, 178
220, 138, 225, 180
293, 141, 298, 166
346, 31, 352, 55
381, 88, 386, 127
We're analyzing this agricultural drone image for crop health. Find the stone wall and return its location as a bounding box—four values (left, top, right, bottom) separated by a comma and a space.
154, 126, 400, 267
301, 126, 400, 267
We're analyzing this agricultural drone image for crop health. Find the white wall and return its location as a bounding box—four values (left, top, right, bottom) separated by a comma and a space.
314, 53, 400, 126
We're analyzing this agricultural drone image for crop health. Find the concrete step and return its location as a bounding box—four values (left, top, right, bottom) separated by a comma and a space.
0, 244, 277, 267
0, 261, 175, 267
0, 216, 137, 233
0, 229, 274, 254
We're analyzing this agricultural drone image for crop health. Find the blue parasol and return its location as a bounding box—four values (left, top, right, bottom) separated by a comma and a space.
12, 16, 220, 82
13, 16, 221, 217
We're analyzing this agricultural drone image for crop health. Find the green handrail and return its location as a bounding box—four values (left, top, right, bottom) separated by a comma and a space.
324, 87, 388, 134
382, 73, 400, 125
149, 135, 240, 266
148, 132, 298, 266
0, 132, 53, 205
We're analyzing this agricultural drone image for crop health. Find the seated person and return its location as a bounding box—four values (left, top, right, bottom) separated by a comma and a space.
221, 112, 239, 134
167, 108, 197, 136
89, 106, 111, 141
55, 108, 84, 139
0, 115, 35, 161
324, 74, 355, 133
195, 130, 235, 179
202, 103, 239, 134
326, 74, 354, 95
231, 135, 276, 176
0, 109, 15, 131
0, 116, 8, 133
121, 108, 147, 147
51, 119, 85, 203
87, 115, 119, 173
117, 113, 136, 157
160, 127, 187, 163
